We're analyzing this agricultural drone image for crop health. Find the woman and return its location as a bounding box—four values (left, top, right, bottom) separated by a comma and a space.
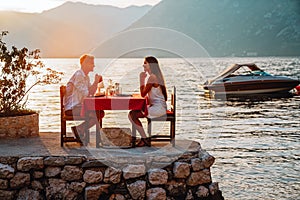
128, 56, 167, 147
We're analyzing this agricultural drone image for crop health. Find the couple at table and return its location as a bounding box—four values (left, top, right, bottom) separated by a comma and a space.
64, 54, 167, 147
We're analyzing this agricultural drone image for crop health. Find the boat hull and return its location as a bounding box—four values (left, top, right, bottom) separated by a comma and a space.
204, 79, 300, 95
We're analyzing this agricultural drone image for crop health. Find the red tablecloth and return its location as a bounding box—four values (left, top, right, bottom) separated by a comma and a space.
81, 96, 147, 116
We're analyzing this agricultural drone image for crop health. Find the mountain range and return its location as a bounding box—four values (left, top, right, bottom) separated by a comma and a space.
129, 0, 300, 57
0, 2, 151, 57
1, 0, 299, 57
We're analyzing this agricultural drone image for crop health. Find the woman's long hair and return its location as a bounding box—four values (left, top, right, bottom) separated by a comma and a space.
145, 56, 167, 101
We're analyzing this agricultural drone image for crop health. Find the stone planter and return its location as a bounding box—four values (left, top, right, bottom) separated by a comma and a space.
0, 113, 39, 138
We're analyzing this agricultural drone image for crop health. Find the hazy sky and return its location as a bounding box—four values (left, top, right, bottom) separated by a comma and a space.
0, 0, 162, 13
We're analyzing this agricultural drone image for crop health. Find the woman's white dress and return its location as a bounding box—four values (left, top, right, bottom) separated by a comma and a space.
147, 86, 167, 118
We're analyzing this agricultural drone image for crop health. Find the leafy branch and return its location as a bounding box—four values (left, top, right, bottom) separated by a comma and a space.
0, 31, 63, 116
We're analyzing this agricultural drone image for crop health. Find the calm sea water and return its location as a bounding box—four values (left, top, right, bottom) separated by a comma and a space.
27, 57, 300, 200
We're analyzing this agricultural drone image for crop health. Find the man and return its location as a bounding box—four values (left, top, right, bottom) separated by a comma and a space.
64, 54, 104, 144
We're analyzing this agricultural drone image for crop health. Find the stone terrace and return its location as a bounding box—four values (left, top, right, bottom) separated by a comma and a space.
0, 132, 224, 200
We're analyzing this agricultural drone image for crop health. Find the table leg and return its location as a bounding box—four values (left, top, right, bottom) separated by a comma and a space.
131, 124, 136, 148
96, 112, 102, 148
84, 111, 89, 146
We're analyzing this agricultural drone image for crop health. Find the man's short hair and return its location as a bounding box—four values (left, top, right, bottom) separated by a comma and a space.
80, 54, 94, 65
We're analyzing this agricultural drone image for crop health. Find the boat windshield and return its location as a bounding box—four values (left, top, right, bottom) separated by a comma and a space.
206, 63, 271, 84
230, 66, 271, 77
250, 70, 271, 76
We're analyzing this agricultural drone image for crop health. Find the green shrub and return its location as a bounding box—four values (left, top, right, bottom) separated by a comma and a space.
0, 31, 63, 117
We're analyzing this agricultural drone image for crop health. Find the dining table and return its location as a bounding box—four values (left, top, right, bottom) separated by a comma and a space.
81, 94, 147, 147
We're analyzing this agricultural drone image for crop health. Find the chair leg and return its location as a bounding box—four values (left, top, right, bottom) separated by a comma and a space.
171, 120, 175, 147
61, 119, 66, 147
147, 119, 152, 147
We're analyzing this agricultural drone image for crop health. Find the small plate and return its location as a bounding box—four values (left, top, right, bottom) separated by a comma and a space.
94, 94, 105, 97
114, 94, 132, 97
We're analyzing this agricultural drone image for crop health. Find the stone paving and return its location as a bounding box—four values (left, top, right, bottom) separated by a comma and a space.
0, 132, 200, 159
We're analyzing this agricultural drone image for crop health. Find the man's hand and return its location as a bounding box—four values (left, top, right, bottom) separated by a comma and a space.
95, 74, 103, 83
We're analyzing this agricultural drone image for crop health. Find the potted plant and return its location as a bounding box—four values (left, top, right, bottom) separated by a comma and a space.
0, 31, 63, 138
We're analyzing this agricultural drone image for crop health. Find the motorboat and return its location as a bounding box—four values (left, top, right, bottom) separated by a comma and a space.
203, 63, 300, 96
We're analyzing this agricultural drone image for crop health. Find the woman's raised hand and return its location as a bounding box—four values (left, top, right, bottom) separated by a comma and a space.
139, 72, 147, 87
139, 72, 147, 80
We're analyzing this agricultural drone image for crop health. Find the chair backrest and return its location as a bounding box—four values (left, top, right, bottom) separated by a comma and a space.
170, 86, 176, 115
60, 85, 66, 116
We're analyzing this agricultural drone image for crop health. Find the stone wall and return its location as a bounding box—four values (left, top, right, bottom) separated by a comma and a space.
0, 148, 224, 200
0, 113, 39, 138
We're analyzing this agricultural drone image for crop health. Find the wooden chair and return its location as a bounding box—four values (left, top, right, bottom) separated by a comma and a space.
147, 86, 176, 146
60, 85, 86, 146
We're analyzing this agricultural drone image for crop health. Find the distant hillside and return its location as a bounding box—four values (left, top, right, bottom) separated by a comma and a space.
0, 2, 151, 57
1, 1, 299, 58
128, 0, 300, 57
